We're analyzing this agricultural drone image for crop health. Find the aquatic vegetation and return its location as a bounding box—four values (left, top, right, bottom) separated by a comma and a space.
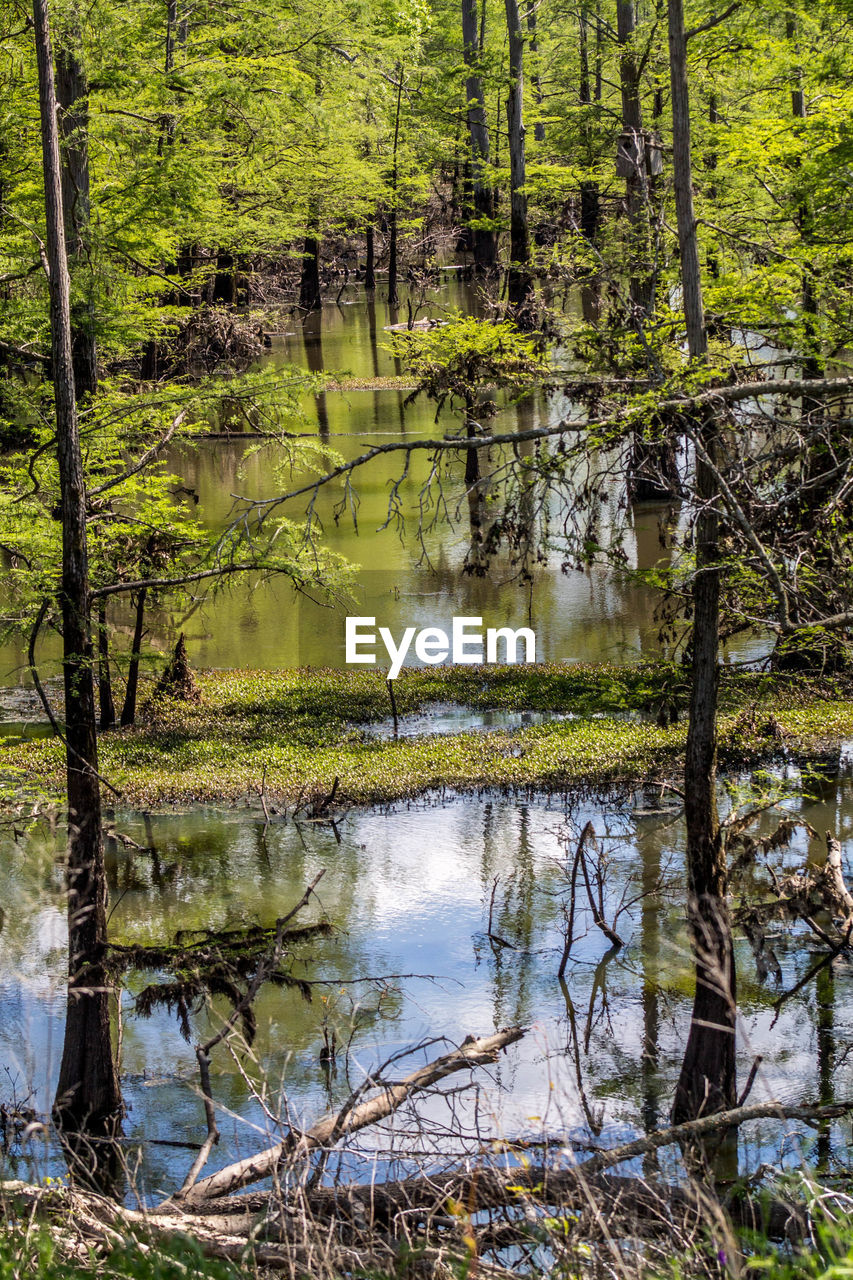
3, 664, 852, 810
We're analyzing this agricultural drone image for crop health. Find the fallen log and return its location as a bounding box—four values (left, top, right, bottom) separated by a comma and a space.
175, 1025, 526, 1205
293, 1168, 807, 1242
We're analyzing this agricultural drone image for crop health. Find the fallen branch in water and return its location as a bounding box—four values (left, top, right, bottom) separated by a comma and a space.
176, 1025, 526, 1205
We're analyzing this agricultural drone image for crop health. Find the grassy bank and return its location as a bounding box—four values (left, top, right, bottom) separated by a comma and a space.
3, 663, 853, 809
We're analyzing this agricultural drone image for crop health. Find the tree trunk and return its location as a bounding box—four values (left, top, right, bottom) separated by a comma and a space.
525, 2, 545, 142
120, 588, 147, 727
594, 0, 603, 101
618, 0, 652, 315
464, 393, 479, 486
388, 65, 403, 307
579, 4, 591, 105
787, 15, 820, 383
55, 17, 97, 401
365, 222, 375, 290
505, 0, 532, 322
299, 231, 321, 310
668, 0, 736, 1124
33, 0, 121, 1134
97, 601, 115, 731
461, 0, 497, 270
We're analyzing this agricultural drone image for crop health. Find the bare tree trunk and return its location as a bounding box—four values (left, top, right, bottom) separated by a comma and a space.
525, 2, 545, 142
617, 0, 652, 315
364, 222, 375, 290
462, 0, 497, 270
787, 14, 820, 383
388, 65, 403, 307
120, 588, 147, 728
668, 0, 736, 1124
578, 2, 601, 246
594, 0, 603, 101
55, 12, 97, 400
97, 601, 115, 731
33, 0, 121, 1134
299, 230, 321, 310
579, 3, 591, 104
505, 0, 532, 322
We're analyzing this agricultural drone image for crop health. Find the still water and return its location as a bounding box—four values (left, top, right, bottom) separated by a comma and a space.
1, 774, 850, 1198
0, 277, 767, 689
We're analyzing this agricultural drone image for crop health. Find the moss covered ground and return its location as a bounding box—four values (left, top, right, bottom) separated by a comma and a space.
3, 662, 853, 809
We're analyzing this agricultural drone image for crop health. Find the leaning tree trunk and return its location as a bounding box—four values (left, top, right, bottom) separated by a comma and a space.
120, 587, 147, 727
668, 0, 736, 1124
461, 0, 497, 270
504, 0, 532, 323
56, 11, 97, 401
33, 0, 121, 1134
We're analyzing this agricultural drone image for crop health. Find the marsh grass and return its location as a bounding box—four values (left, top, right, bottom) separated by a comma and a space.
2, 664, 852, 809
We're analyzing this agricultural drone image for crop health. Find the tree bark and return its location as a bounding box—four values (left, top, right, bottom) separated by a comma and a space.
668, 0, 736, 1124
120, 587, 147, 727
505, 0, 532, 322
33, 0, 121, 1134
55, 13, 97, 401
461, 0, 497, 270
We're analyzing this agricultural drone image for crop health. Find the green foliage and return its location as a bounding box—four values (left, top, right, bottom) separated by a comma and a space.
0, 1226, 236, 1280
390, 316, 549, 415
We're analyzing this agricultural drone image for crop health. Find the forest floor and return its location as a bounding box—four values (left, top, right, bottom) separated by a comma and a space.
4, 663, 853, 809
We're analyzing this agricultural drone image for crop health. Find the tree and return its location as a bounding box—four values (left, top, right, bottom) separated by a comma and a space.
666, 0, 735, 1125
32, 0, 121, 1133
504, 0, 532, 320
461, 0, 497, 270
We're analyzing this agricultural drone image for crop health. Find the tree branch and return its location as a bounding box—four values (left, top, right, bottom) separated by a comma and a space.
178, 1025, 526, 1204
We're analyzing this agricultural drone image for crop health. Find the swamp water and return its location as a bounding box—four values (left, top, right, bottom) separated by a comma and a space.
1, 775, 852, 1198
0, 276, 769, 687
0, 281, 825, 1200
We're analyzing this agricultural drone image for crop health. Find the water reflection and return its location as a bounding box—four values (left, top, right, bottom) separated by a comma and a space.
0, 278, 775, 685
2, 786, 853, 1195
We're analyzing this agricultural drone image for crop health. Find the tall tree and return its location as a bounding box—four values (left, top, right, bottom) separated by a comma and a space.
617, 0, 652, 313
55, 5, 97, 400
505, 0, 532, 320
667, 0, 736, 1124
32, 0, 121, 1132
461, 0, 497, 270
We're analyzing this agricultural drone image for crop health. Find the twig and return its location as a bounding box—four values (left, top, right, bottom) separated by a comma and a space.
177, 872, 326, 1197
179, 1025, 525, 1204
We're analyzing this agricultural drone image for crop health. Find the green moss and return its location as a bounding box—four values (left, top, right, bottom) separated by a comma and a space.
4, 663, 853, 810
